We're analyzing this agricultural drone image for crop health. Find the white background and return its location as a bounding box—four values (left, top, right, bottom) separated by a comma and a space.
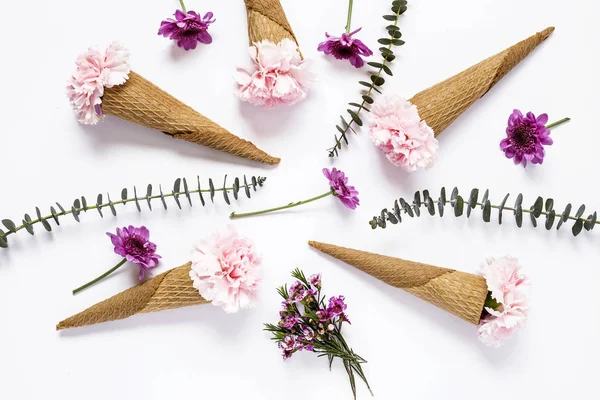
0, 0, 598, 399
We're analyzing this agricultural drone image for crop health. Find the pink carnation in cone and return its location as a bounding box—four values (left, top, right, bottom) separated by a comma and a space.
477, 256, 531, 347
234, 39, 312, 108
66, 42, 130, 125
190, 226, 262, 313
369, 95, 439, 172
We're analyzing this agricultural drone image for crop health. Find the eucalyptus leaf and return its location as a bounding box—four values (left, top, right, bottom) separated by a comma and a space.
454, 196, 464, 217
572, 219, 583, 236
209, 178, 215, 203
183, 178, 192, 206
483, 201, 491, 222
530, 213, 538, 227
2, 219, 16, 233
198, 176, 206, 206
545, 210, 556, 230
134, 187, 141, 212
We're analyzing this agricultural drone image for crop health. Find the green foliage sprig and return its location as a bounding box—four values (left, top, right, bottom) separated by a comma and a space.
327, 0, 408, 158
370, 187, 599, 237
0, 175, 267, 249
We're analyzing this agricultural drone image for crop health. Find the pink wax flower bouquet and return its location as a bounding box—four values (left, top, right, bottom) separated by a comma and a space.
265, 268, 371, 398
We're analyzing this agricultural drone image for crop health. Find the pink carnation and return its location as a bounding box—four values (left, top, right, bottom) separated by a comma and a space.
190, 226, 262, 313
66, 42, 131, 125
477, 256, 531, 347
369, 95, 439, 172
234, 39, 312, 108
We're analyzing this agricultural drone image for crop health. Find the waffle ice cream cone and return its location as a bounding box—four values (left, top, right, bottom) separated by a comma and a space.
102, 71, 280, 165
410, 27, 554, 137
308, 241, 488, 325
243, 0, 300, 47
57, 263, 208, 330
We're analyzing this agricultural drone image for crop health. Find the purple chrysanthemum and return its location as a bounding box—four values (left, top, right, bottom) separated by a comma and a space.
317, 27, 373, 68
500, 110, 553, 167
106, 226, 161, 279
158, 10, 215, 51
323, 168, 360, 210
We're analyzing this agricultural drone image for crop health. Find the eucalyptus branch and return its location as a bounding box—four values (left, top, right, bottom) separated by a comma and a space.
0, 175, 267, 249
328, 0, 408, 158
370, 187, 599, 237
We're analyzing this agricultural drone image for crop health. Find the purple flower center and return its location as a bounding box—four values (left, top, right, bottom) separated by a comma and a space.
509, 125, 537, 153
125, 235, 150, 258
176, 21, 205, 39
330, 42, 355, 59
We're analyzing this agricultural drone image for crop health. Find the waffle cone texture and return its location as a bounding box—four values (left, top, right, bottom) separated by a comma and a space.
102, 71, 280, 165
243, 0, 300, 47
410, 27, 555, 137
308, 241, 489, 325
56, 263, 208, 330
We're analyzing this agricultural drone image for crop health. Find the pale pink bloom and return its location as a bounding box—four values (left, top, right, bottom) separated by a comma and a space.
477, 256, 531, 347
234, 39, 312, 108
369, 95, 439, 172
190, 226, 262, 313
66, 41, 131, 125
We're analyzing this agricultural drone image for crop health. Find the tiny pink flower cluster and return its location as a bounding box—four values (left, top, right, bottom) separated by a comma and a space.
66, 42, 130, 125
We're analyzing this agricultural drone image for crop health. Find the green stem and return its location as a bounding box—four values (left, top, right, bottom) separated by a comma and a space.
345, 0, 354, 34
545, 117, 570, 130
230, 191, 334, 219
0, 183, 259, 241
73, 259, 127, 295
178, 0, 187, 13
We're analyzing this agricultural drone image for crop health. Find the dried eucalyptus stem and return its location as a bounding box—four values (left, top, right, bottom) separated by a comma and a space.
370, 187, 598, 237
0, 175, 267, 249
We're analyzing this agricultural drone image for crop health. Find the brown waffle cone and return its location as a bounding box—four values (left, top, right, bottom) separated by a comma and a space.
410, 27, 555, 137
56, 263, 208, 330
308, 241, 489, 325
243, 0, 299, 47
102, 71, 280, 165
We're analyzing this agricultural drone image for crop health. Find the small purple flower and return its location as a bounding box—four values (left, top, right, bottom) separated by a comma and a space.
328, 295, 347, 317
158, 10, 215, 51
309, 273, 322, 288
289, 281, 303, 298
316, 309, 332, 322
302, 326, 315, 341
341, 313, 351, 324
500, 110, 553, 167
282, 335, 296, 351
317, 27, 373, 68
282, 314, 300, 329
106, 226, 161, 279
323, 168, 360, 210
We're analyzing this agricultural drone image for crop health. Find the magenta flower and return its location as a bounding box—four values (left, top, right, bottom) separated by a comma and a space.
323, 168, 360, 210
318, 27, 373, 68
500, 110, 553, 167
107, 226, 161, 279
72, 225, 161, 295
158, 10, 215, 51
